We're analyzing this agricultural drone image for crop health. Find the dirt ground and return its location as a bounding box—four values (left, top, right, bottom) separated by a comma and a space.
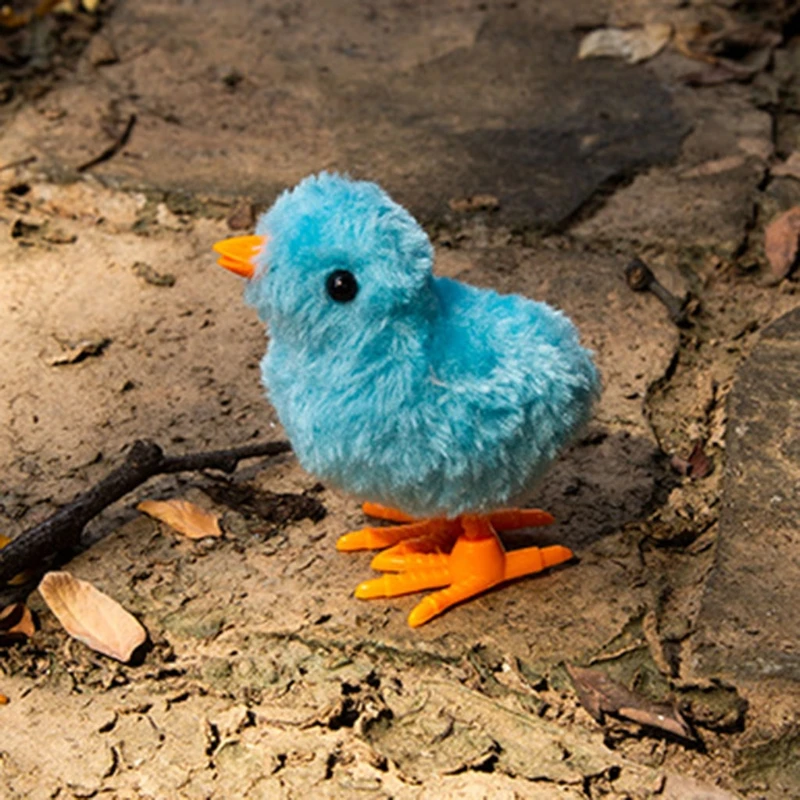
1, 1, 799, 798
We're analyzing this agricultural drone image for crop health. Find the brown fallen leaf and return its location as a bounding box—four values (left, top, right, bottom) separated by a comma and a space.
670, 454, 692, 477
681, 155, 746, 179
566, 663, 694, 741
671, 440, 713, 479
578, 24, 672, 65
738, 137, 773, 162
687, 440, 713, 479
772, 152, 800, 181
38, 571, 147, 662
137, 498, 223, 539
764, 206, 800, 282
676, 14, 779, 84
0, 603, 36, 644
617, 706, 692, 740
49, 337, 111, 366
0, 5, 30, 28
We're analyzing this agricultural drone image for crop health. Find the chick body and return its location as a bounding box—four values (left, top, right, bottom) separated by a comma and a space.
243, 173, 599, 518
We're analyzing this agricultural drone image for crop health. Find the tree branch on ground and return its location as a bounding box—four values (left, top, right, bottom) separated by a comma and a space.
0, 439, 292, 587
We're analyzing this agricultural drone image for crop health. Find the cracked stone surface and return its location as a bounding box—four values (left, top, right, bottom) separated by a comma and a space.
0, 0, 687, 228
692, 307, 800, 685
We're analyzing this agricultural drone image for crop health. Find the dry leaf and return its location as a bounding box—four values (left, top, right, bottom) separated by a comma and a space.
687, 440, 713, 479
676, 14, 778, 84
567, 663, 604, 722
49, 337, 111, 366
578, 24, 672, 65
682, 155, 745, 179
0, 603, 35, 644
0, 5, 30, 27
137, 498, 223, 539
772, 152, 800, 181
618, 706, 694, 740
38, 571, 147, 662
566, 663, 694, 741
670, 454, 692, 477
0, 693, 8, 705
738, 137, 773, 162
676, 16, 779, 62
53, 0, 77, 13
671, 441, 713, 479
765, 207, 800, 282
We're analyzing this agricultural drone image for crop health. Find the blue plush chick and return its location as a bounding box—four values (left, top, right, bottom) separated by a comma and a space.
214, 173, 600, 627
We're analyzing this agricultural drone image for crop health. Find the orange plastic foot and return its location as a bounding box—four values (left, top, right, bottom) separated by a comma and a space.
337, 503, 553, 552
346, 511, 573, 627
336, 516, 460, 551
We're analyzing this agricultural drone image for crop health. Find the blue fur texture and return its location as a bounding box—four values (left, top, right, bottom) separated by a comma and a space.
244, 173, 600, 517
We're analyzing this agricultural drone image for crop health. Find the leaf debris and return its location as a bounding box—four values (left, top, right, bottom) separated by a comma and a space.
771, 153, 800, 181
578, 24, 672, 65
671, 440, 713, 479
39, 571, 147, 663
566, 663, 694, 741
49, 337, 111, 366
138, 498, 223, 539
0, 602, 35, 643
764, 206, 800, 283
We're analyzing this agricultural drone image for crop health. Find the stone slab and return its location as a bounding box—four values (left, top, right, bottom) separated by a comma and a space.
0, 1, 686, 228
692, 307, 800, 683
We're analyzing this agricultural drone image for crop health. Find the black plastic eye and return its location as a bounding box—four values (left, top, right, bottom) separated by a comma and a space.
325, 269, 358, 303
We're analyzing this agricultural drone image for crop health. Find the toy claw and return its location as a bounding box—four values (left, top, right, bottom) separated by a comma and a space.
336, 503, 554, 552
336, 516, 461, 551
348, 507, 571, 627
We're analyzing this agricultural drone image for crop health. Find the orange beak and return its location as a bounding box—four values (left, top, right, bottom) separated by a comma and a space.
212, 235, 267, 279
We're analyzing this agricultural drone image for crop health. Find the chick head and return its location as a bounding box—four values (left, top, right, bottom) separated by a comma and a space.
241, 173, 435, 352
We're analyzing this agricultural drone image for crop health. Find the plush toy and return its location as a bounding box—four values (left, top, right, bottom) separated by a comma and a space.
214, 173, 600, 627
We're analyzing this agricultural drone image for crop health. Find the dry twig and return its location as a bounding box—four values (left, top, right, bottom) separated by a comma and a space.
0, 439, 291, 587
